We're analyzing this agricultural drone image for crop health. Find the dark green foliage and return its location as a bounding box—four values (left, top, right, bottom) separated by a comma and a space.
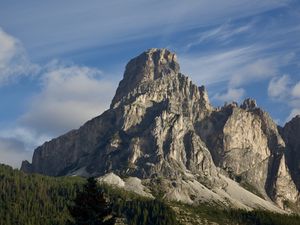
68, 177, 114, 225
174, 202, 300, 225
0, 164, 178, 225
100, 184, 179, 225
1, 163, 300, 225
229, 209, 300, 225
0, 163, 84, 225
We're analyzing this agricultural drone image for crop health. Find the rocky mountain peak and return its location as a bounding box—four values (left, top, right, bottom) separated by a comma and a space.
21, 49, 300, 212
111, 48, 180, 107
290, 115, 300, 122
240, 98, 257, 110
198, 85, 210, 106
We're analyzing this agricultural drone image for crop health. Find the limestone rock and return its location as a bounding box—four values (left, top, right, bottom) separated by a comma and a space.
97, 173, 153, 198
97, 172, 125, 187
240, 98, 257, 110
111, 48, 180, 108
197, 99, 298, 206
22, 48, 217, 187
21, 48, 300, 211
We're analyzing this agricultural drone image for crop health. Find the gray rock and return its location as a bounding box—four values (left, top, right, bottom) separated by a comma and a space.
21, 48, 300, 210
21, 48, 217, 187
283, 116, 300, 190
240, 98, 257, 110
197, 100, 298, 207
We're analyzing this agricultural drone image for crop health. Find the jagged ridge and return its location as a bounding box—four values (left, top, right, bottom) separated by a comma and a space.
21, 48, 300, 211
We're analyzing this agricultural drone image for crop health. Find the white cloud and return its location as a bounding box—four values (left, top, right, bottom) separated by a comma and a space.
0, 126, 52, 168
0, 28, 16, 64
19, 64, 116, 136
267, 75, 300, 122
287, 108, 300, 122
268, 75, 291, 99
180, 47, 253, 85
179, 46, 284, 87
213, 88, 245, 103
0, 64, 117, 168
229, 58, 278, 87
0, 28, 39, 85
180, 39, 298, 111
0, 127, 49, 151
0, 137, 32, 168
0, 28, 118, 167
291, 81, 300, 98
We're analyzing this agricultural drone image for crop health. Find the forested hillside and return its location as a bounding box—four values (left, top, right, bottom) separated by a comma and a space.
0, 164, 83, 225
1, 163, 300, 225
0, 164, 177, 225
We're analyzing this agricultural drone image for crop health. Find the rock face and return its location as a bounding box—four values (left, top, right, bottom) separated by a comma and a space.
21, 48, 300, 210
197, 100, 298, 207
283, 116, 300, 190
22, 49, 217, 185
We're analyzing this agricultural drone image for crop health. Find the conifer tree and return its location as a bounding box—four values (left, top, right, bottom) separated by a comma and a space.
68, 177, 114, 225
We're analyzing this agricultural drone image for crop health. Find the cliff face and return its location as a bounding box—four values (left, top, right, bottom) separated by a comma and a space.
21, 48, 300, 210
197, 99, 298, 207
283, 116, 300, 190
22, 49, 217, 184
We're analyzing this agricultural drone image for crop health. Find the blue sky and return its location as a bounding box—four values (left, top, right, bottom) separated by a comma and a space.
0, 0, 300, 167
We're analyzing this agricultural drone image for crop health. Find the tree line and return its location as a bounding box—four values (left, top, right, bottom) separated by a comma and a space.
0, 164, 177, 225
1, 163, 300, 225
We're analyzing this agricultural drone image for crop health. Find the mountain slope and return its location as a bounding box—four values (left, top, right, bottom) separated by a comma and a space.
21, 48, 300, 211
3, 163, 300, 225
0, 164, 179, 225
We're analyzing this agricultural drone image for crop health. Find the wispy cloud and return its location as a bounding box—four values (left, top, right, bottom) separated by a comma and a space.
180, 44, 289, 85
0, 0, 298, 167
179, 40, 297, 104
267, 75, 300, 122
268, 75, 291, 100
288, 81, 300, 120
0, 59, 117, 168
0, 127, 49, 151
0, 137, 32, 168
186, 21, 254, 49
0, 0, 291, 59
288, 108, 300, 121
213, 88, 245, 103
291, 81, 300, 98
19, 63, 117, 136
0, 28, 118, 167
0, 28, 39, 85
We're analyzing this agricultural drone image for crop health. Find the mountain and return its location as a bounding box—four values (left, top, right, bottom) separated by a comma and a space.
21, 48, 300, 212
198, 99, 298, 208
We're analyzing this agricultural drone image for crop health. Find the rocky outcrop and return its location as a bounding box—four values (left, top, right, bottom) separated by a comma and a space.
197, 99, 298, 207
21, 48, 300, 211
111, 48, 180, 107
97, 173, 153, 198
22, 48, 217, 188
283, 116, 300, 190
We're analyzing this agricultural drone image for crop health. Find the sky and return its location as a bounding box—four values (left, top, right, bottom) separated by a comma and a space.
0, 0, 300, 168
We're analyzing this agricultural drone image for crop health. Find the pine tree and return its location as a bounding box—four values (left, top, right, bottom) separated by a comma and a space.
68, 177, 114, 225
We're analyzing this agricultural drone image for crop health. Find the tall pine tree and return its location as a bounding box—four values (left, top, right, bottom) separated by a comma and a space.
68, 177, 114, 225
